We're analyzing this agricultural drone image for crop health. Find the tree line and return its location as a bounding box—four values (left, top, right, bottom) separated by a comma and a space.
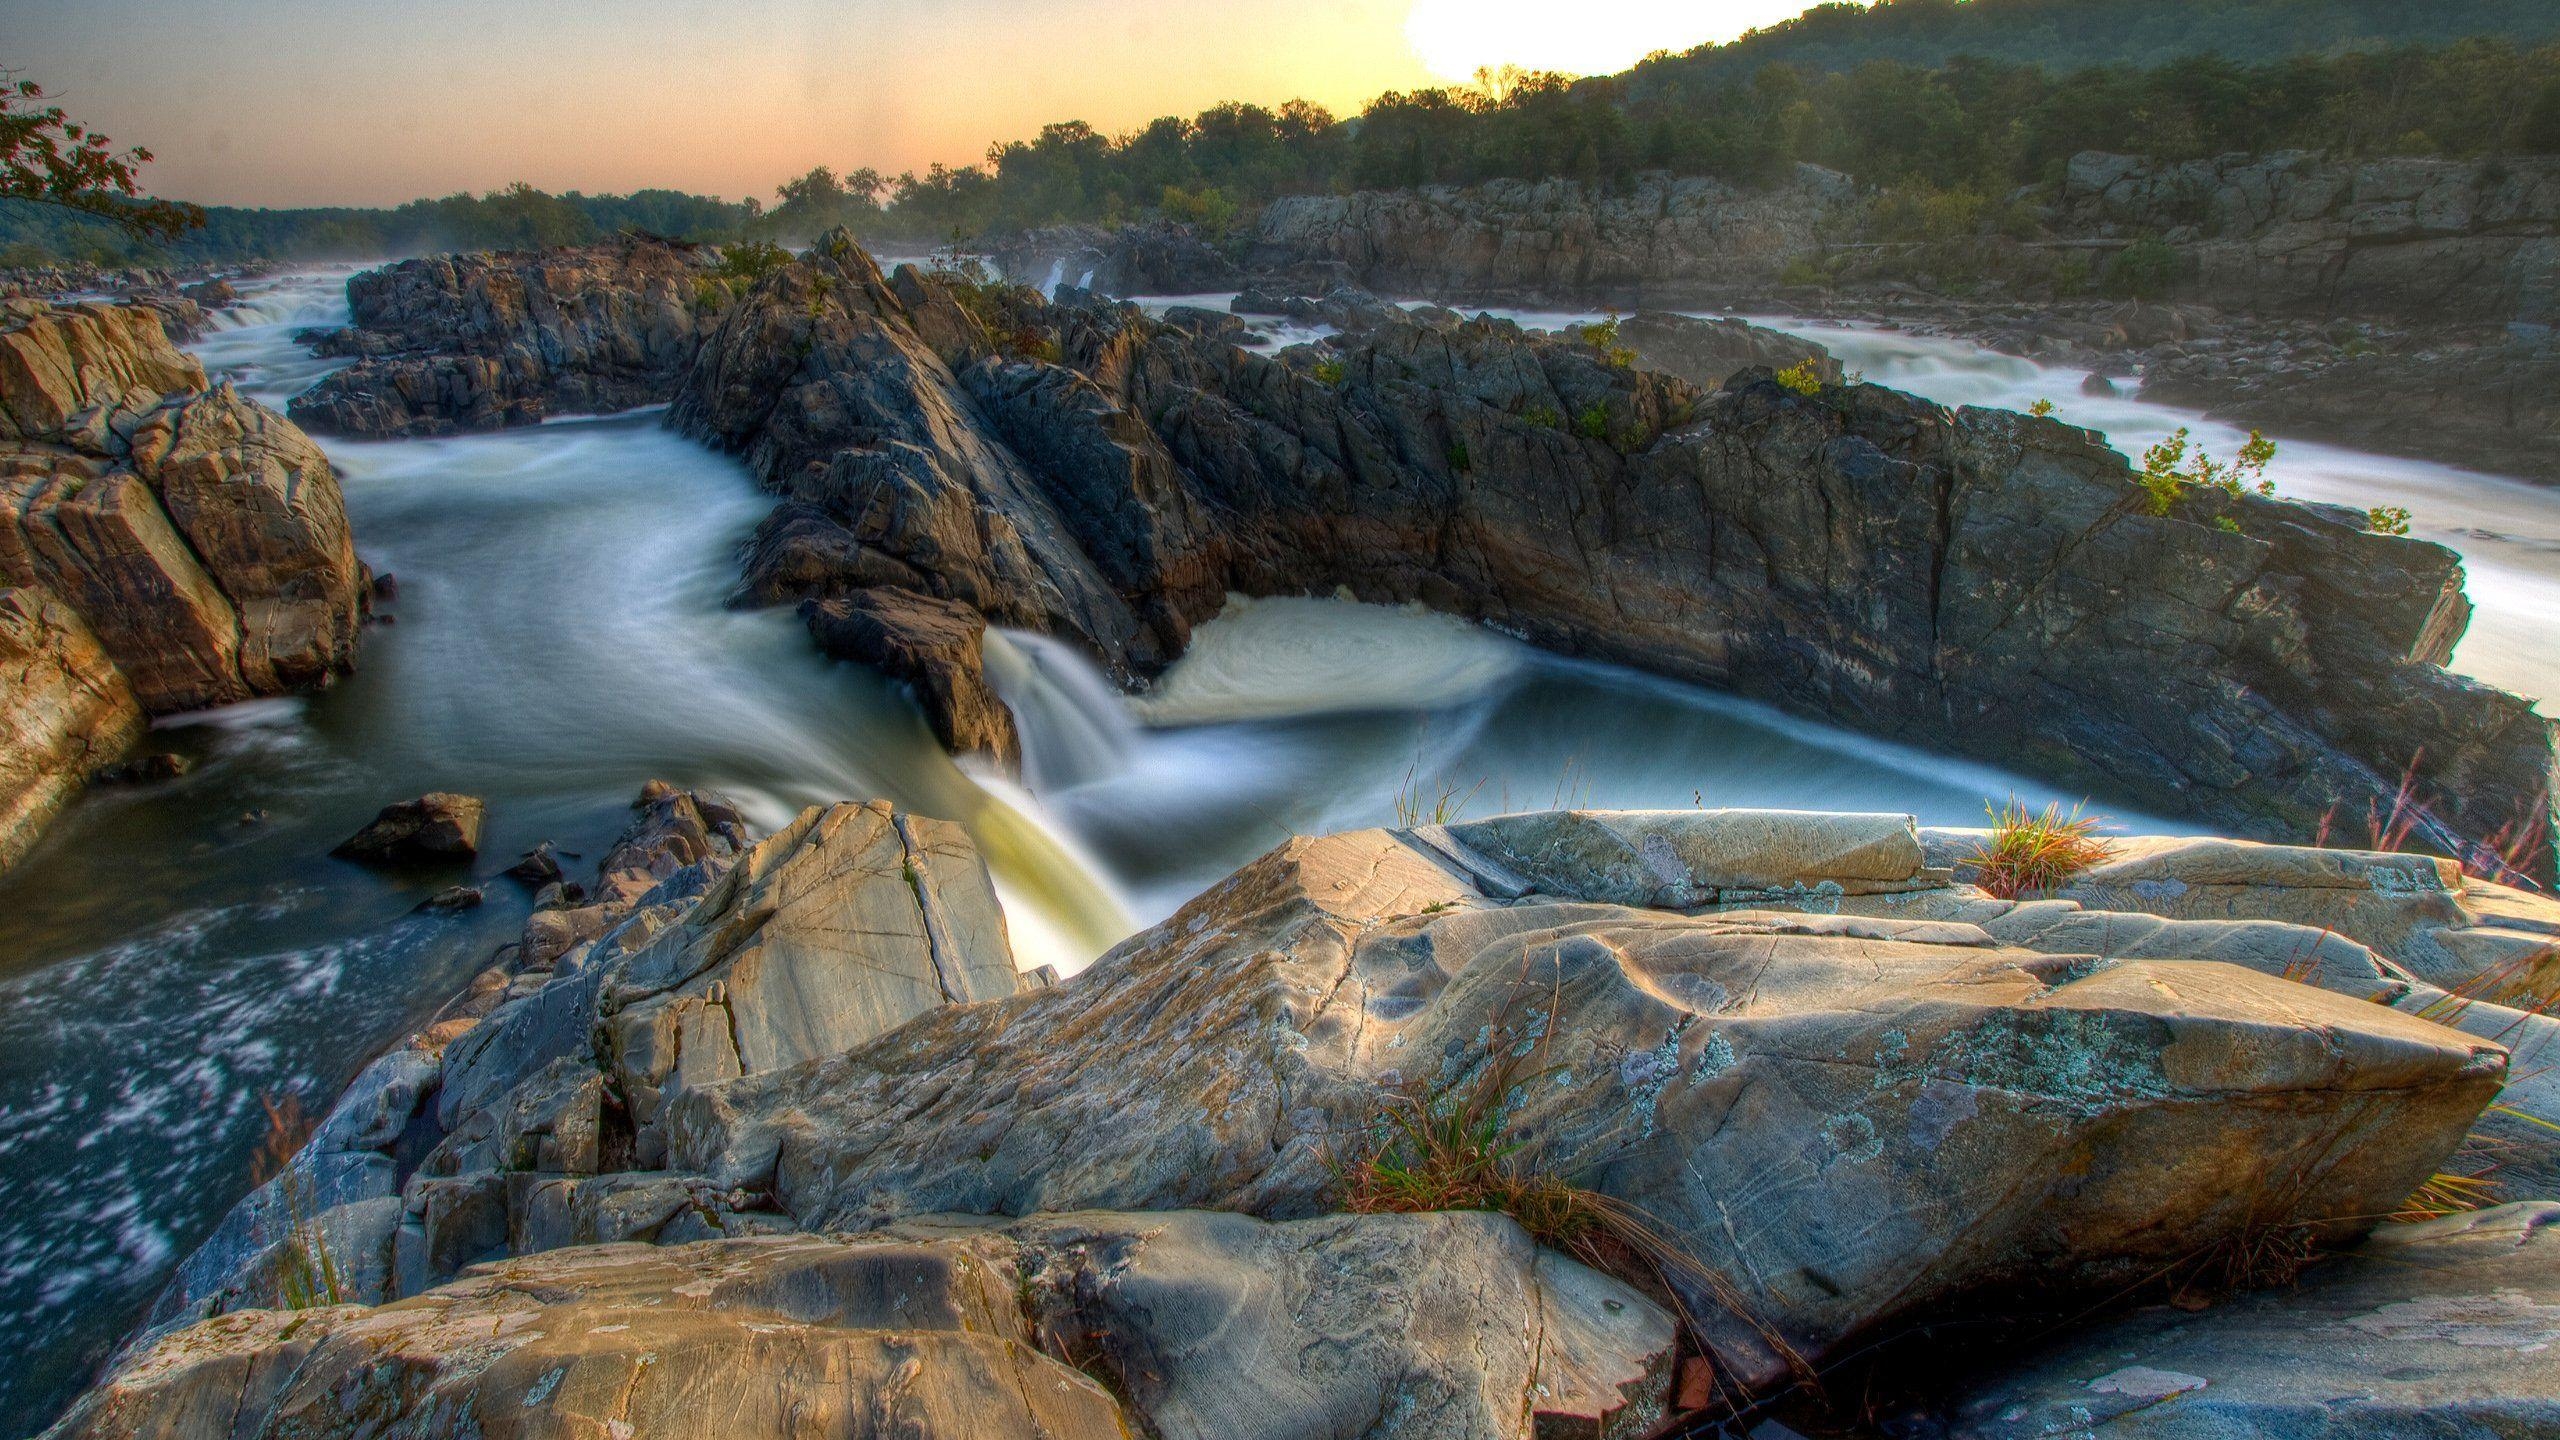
9, 21, 2560, 267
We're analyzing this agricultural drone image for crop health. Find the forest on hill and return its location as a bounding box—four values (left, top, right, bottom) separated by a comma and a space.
10, 0, 2560, 266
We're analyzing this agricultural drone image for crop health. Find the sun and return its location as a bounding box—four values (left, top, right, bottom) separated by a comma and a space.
1402, 0, 1819, 84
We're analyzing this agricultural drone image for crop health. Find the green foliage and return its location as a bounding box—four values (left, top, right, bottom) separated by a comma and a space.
0, 69, 201, 242
1573, 313, 1638, 368
2214, 515, 2243, 534
1520, 403, 1564, 429
1574, 404, 1612, 439
1969, 798, 2113, 898
2104, 235, 2183, 300
713, 239, 790, 285
1445, 440, 1472, 472
1310, 357, 1346, 386
2136, 427, 2279, 516
2029, 398, 2056, 417
1774, 359, 1826, 396
2368, 505, 2415, 536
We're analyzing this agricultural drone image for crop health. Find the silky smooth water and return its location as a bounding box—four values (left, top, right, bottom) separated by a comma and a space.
1, 271, 2545, 1425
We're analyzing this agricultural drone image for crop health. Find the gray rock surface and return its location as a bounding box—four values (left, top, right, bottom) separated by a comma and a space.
1940, 1203, 2560, 1438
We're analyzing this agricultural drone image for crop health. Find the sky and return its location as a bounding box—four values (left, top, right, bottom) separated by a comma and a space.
3, 0, 1822, 208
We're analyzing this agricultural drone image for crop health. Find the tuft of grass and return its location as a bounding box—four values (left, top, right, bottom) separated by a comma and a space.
2029, 398, 2056, 417
2368, 505, 2413, 536
2314, 754, 2551, 893
1519, 403, 1564, 430
1393, 751, 1485, 828
1774, 359, 1825, 397
255, 1092, 345, 1311
1967, 799, 2112, 899
1334, 975, 1808, 1413
1574, 404, 1612, 440
1311, 357, 1347, 386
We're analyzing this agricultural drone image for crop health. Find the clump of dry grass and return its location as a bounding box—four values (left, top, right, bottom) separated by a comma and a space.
1335, 978, 1808, 1416
1967, 799, 2113, 899
254, 1091, 345, 1310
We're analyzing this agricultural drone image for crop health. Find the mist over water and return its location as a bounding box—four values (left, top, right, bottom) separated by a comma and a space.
1, 268, 2549, 1424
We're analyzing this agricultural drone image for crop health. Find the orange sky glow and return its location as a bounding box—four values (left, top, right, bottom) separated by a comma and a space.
4, 0, 1823, 208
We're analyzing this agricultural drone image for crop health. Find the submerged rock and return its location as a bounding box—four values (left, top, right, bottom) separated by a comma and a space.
332, 792, 486, 866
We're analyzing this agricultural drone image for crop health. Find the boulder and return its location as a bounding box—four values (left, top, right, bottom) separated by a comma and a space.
59, 1208, 1678, 1440
801, 586, 1021, 764
0, 587, 144, 869
55, 1236, 1128, 1440
332, 792, 486, 866
0, 300, 359, 868
663, 813, 2504, 1390
1939, 1203, 2560, 1438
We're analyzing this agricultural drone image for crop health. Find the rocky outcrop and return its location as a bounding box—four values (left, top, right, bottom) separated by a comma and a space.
1936, 1202, 2560, 1438
802, 586, 1021, 764
1246, 167, 1852, 305
0, 299, 362, 867
993, 219, 1243, 296
0, 587, 143, 870
288, 235, 733, 438
89, 803, 2559, 1432
664, 810, 2508, 1389
2058, 150, 2560, 326
672, 231, 2557, 879
2140, 329, 2560, 484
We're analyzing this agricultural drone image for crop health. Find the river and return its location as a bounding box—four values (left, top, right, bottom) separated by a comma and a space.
1, 270, 2549, 1427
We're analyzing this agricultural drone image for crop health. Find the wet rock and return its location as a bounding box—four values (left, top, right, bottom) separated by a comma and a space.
333, 792, 486, 866
801, 586, 1021, 764
95, 751, 188, 784
2081, 370, 2120, 396
415, 885, 484, 912
503, 841, 563, 885
1938, 1203, 2560, 1438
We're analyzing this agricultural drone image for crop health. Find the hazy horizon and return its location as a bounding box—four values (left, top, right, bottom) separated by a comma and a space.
4, 0, 1815, 209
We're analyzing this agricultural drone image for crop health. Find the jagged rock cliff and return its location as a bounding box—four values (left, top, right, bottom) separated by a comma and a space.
0, 299, 363, 867
72, 800, 2560, 1436
288, 235, 734, 438
670, 231, 2557, 880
